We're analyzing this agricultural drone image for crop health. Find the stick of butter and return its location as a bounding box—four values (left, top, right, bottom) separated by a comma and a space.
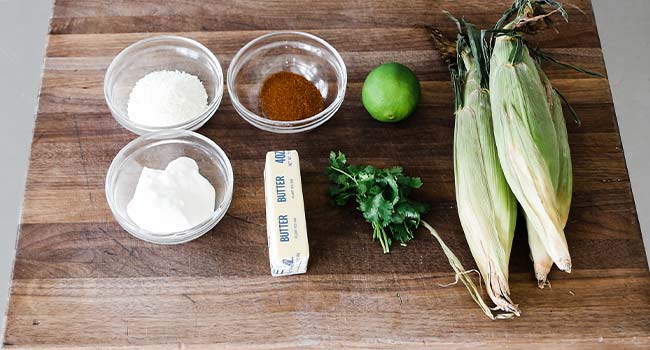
264, 150, 309, 276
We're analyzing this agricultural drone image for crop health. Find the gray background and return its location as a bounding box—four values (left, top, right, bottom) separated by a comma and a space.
0, 0, 53, 341
0, 0, 648, 342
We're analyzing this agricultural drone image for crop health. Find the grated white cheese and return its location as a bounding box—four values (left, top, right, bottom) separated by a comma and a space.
127, 70, 209, 127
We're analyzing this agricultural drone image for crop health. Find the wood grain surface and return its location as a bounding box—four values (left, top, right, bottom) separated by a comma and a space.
5, 0, 650, 349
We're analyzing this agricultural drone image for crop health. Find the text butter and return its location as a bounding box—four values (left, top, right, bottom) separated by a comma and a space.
264, 150, 309, 276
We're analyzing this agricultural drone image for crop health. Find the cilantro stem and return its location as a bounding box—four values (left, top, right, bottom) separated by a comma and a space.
372, 222, 390, 254
329, 166, 358, 186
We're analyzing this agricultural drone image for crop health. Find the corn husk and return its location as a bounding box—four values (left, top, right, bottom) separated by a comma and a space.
489, 34, 571, 273
527, 63, 573, 287
443, 22, 520, 317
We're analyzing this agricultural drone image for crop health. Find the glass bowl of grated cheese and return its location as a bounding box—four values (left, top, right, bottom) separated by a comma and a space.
105, 130, 234, 244
104, 36, 224, 135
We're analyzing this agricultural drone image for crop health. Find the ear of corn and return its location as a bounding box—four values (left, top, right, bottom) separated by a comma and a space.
489, 34, 572, 273
527, 63, 573, 286
527, 223, 553, 286
451, 23, 520, 316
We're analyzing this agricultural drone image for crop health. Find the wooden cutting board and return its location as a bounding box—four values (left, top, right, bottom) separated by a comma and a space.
5, 0, 650, 349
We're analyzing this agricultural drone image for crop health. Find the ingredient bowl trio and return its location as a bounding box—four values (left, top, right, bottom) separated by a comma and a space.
103, 0, 599, 320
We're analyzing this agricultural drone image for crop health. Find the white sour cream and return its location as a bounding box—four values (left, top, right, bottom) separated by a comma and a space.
127, 157, 216, 234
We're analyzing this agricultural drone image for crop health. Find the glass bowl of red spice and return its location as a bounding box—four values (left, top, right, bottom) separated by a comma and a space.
227, 31, 347, 133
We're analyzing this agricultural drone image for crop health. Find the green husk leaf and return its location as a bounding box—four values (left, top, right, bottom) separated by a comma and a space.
533, 48, 604, 78
553, 87, 581, 126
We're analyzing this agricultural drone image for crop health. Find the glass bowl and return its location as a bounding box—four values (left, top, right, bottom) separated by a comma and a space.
227, 31, 347, 133
104, 35, 223, 135
105, 130, 234, 244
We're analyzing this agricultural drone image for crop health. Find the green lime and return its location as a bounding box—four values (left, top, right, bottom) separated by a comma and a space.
361, 62, 421, 123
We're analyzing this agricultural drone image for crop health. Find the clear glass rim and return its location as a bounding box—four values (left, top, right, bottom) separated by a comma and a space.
226, 31, 347, 131
105, 130, 234, 244
104, 35, 224, 134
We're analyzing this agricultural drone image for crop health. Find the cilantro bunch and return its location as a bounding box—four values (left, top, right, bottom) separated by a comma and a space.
326, 151, 430, 253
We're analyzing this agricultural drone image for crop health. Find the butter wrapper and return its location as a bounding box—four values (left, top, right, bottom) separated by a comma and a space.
264, 150, 309, 276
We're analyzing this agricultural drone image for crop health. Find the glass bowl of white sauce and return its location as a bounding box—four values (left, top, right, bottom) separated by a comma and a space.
104, 36, 223, 135
105, 130, 234, 244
